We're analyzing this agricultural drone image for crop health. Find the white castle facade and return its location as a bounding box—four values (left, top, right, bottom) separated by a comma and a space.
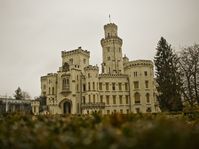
32, 22, 159, 115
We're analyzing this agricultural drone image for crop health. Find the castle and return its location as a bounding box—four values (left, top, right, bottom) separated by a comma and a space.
32, 22, 159, 114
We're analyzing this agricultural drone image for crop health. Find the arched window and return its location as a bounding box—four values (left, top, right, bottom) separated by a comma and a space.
146, 93, 150, 103
49, 87, 51, 95
63, 62, 69, 72
52, 87, 54, 95
62, 78, 66, 90
134, 92, 140, 104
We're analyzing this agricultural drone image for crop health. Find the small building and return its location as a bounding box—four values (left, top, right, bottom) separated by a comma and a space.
0, 97, 32, 113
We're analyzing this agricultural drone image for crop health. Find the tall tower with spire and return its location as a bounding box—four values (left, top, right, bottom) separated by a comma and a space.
101, 23, 124, 74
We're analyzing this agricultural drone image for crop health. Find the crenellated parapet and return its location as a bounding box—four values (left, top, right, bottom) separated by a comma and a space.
104, 23, 118, 30
124, 60, 153, 70
62, 47, 90, 58
99, 73, 128, 78
84, 65, 99, 71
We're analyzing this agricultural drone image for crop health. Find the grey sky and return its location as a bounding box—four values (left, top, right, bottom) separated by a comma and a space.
0, 0, 199, 98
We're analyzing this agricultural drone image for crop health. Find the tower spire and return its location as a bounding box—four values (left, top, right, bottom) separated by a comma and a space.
109, 14, 111, 23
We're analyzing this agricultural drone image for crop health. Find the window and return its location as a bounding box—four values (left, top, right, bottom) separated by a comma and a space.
62, 78, 69, 90
125, 83, 128, 91
83, 84, 86, 91
100, 95, 103, 102
112, 83, 116, 90
99, 83, 102, 90
135, 92, 140, 104
83, 58, 86, 64
52, 87, 54, 95
125, 95, 129, 104
106, 95, 109, 104
119, 48, 121, 52
107, 56, 111, 61
114, 110, 117, 113
120, 109, 123, 114
49, 87, 51, 95
118, 83, 122, 91
106, 83, 109, 91
82, 96, 85, 104
93, 82, 95, 90
126, 109, 129, 114
63, 62, 69, 71
88, 82, 90, 91
69, 58, 73, 64
134, 81, 139, 89
136, 108, 140, 113
145, 81, 149, 88
93, 95, 95, 103
146, 93, 150, 103
144, 71, 148, 76
77, 84, 80, 91
146, 107, 151, 112
62, 78, 66, 90
107, 47, 110, 52
88, 73, 91, 78
88, 95, 91, 103
134, 72, 137, 77
113, 95, 116, 104
119, 95, 122, 104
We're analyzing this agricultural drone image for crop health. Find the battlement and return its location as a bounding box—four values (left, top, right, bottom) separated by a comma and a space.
47, 73, 57, 76
124, 60, 153, 70
99, 73, 128, 78
104, 23, 117, 29
84, 65, 99, 71
41, 73, 57, 80
62, 47, 90, 57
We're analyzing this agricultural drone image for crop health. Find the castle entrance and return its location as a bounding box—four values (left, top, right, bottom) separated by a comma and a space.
63, 101, 71, 114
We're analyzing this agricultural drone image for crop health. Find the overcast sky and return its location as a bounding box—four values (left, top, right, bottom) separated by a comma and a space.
0, 0, 199, 98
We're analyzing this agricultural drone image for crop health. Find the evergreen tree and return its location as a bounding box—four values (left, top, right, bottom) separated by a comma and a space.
14, 87, 23, 100
154, 37, 183, 111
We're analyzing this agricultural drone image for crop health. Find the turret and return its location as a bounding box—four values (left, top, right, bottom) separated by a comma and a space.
101, 23, 124, 74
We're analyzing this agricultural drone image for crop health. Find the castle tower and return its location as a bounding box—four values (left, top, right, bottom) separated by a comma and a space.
101, 23, 124, 74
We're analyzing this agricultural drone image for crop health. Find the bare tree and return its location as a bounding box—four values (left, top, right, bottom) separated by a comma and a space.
179, 44, 199, 108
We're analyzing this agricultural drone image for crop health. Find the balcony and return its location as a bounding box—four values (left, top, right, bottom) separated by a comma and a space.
81, 102, 105, 109
60, 86, 71, 94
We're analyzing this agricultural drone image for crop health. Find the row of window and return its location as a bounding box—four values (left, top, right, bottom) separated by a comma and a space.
86, 107, 152, 114
133, 71, 148, 77
84, 81, 149, 91
49, 79, 149, 93
69, 58, 87, 65
134, 92, 150, 104
134, 80, 149, 89
62, 78, 70, 90
85, 82, 129, 91
48, 87, 55, 95
82, 93, 150, 104
106, 47, 121, 52
82, 95, 129, 105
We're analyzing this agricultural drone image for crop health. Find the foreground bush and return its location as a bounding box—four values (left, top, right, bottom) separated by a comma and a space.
0, 113, 199, 149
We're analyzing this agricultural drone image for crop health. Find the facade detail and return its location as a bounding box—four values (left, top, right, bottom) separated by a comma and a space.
32, 22, 159, 114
